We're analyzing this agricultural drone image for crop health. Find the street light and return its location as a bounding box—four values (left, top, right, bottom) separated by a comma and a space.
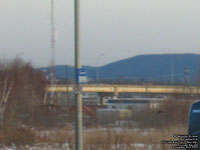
96, 53, 104, 82
170, 56, 180, 85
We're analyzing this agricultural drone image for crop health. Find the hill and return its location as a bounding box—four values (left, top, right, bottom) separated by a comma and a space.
40, 54, 200, 84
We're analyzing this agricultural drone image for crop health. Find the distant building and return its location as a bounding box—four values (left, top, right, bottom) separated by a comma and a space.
105, 98, 165, 111
96, 109, 132, 124
96, 97, 166, 125
82, 93, 99, 106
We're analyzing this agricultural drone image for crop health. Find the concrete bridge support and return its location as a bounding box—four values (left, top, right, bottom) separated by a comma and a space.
113, 87, 119, 99
98, 93, 105, 105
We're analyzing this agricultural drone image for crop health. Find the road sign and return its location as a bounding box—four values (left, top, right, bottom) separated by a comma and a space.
76, 68, 87, 84
73, 84, 82, 94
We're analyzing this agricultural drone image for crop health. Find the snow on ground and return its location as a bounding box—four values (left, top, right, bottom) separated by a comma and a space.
0, 143, 161, 150
0, 143, 70, 150
0, 127, 161, 150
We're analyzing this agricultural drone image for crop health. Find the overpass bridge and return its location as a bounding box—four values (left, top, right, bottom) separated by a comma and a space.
47, 84, 200, 104
47, 84, 200, 94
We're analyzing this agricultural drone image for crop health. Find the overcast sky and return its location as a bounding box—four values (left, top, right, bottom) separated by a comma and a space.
1, 0, 200, 67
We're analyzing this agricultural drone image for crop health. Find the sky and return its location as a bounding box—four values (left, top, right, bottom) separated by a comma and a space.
1, 0, 200, 67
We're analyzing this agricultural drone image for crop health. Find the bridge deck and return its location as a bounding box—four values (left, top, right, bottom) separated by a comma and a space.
47, 84, 200, 94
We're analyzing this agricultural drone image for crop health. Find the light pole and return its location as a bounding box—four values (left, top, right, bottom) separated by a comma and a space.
185, 68, 190, 85
74, 0, 83, 149
170, 56, 180, 85
171, 61, 174, 85
96, 54, 104, 82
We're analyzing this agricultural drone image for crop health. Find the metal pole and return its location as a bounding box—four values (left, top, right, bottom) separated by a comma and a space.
171, 61, 174, 85
74, 0, 83, 149
185, 68, 190, 85
66, 65, 70, 107
50, 0, 56, 104
96, 54, 104, 82
96, 65, 99, 82
96, 56, 99, 82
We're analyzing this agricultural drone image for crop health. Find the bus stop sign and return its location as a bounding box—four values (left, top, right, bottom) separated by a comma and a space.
76, 68, 87, 84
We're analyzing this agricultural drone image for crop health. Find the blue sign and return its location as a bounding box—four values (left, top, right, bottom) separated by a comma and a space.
76, 68, 87, 84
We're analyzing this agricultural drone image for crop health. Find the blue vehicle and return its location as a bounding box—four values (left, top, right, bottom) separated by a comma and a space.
188, 101, 200, 149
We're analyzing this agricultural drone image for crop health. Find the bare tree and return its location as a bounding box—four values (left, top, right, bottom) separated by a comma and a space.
0, 58, 47, 127
0, 72, 13, 127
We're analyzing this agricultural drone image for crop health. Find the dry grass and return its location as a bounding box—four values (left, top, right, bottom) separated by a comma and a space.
0, 126, 38, 146
131, 98, 192, 129
47, 124, 187, 150
0, 124, 187, 150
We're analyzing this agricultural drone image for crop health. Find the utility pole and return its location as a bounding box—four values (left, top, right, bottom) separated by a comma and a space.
185, 68, 190, 85
96, 54, 104, 82
171, 62, 174, 85
74, 0, 83, 149
66, 65, 70, 107
50, 0, 56, 104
